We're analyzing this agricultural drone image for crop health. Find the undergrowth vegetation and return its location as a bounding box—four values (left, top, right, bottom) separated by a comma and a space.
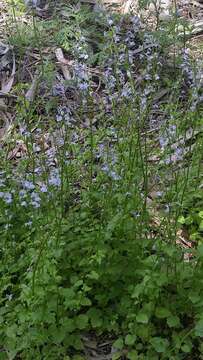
0, 0, 202, 358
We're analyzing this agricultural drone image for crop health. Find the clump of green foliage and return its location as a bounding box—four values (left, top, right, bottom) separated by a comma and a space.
0, 1, 202, 359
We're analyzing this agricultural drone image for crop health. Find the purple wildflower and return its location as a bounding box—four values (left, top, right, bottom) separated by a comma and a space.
79, 82, 89, 91
31, 192, 41, 208
0, 192, 12, 204
159, 136, 168, 149
40, 184, 48, 193
48, 169, 61, 187
22, 180, 35, 190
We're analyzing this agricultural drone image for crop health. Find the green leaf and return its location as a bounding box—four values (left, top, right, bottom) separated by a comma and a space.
6, 324, 17, 339
131, 284, 143, 299
127, 350, 138, 359
74, 280, 83, 288
113, 338, 124, 350
125, 334, 137, 346
167, 315, 180, 328
185, 216, 193, 225
137, 325, 150, 340
189, 293, 200, 304
199, 211, 203, 219
87, 308, 103, 328
72, 336, 84, 350
50, 325, 65, 343
75, 314, 89, 330
155, 273, 168, 286
73, 356, 85, 360
136, 312, 149, 324
63, 318, 76, 333
112, 352, 122, 360
150, 337, 169, 353
197, 244, 203, 257
80, 297, 92, 306
199, 220, 203, 231
178, 216, 185, 224
155, 307, 171, 319
87, 271, 99, 280
181, 343, 191, 353
195, 319, 203, 337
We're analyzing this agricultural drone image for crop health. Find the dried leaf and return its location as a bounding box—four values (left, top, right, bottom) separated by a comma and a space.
122, 0, 133, 14
55, 48, 72, 80
0, 42, 10, 56
0, 111, 11, 141
7, 140, 27, 160
153, 89, 169, 103
0, 98, 7, 111
1, 52, 15, 94
25, 74, 40, 102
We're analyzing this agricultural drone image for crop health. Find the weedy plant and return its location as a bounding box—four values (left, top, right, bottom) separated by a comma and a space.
0, 1, 202, 359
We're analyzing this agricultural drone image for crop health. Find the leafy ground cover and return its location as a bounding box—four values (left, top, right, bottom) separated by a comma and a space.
0, 0, 203, 358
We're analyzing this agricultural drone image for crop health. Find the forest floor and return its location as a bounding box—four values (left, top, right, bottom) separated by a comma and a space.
0, 0, 202, 359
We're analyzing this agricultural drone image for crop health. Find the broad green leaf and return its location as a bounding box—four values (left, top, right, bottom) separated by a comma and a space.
125, 334, 137, 346
87, 308, 103, 328
199, 211, 203, 219
75, 314, 89, 330
113, 338, 124, 350
185, 216, 193, 225
63, 318, 75, 333
197, 244, 203, 257
199, 220, 203, 231
131, 284, 143, 299
150, 337, 169, 353
189, 293, 200, 304
112, 352, 122, 360
72, 356, 85, 360
178, 216, 185, 224
136, 312, 149, 324
156, 273, 168, 286
107, 213, 121, 233
62, 288, 75, 298
74, 280, 83, 288
6, 324, 17, 339
137, 325, 150, 340
167, 315, 180, 328
181, 343, 191, 353
195, 319, 203, 337
155, 307, 171, 319
87, 271, 99, 280
127, 350, 138, 359
172, 332, 181, 349
50, 325, 65, 343
72, 336, 84, 350
80, 297, 92, 306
